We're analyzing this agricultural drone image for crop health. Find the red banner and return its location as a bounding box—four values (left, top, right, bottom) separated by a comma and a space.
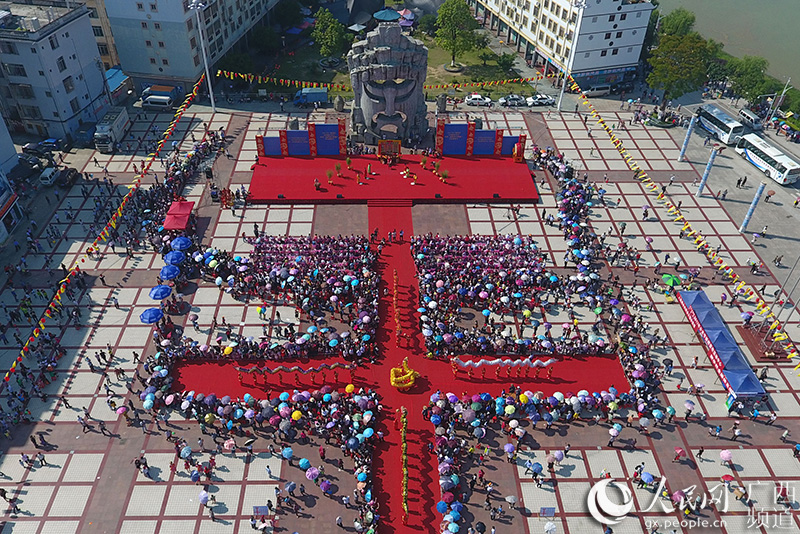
338, 118, 346, 155
466, 122, 476, 157
255, 135, 265, 158
517, 134, 527, 154
308, 123, 317, 157
494, 129, 504, 156
279, 130, 289, 156
435, 118, 446, 154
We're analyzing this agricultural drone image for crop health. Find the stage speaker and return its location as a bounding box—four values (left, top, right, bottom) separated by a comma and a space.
493, 193, 500, 198
337, 194, 344, 198
435, 193, 442, 198
278, 194, 285, 199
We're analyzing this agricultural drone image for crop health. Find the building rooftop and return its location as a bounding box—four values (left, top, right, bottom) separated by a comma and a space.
0, 2, 75, 33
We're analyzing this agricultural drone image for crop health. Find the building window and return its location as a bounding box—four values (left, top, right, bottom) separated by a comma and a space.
617, 31, 623, 38
187, 18, 193, 31
145, 40, 152, 47
193, 54, 200, 66
627, 47, 633, 53
21, 105, 41, 119
0, 41, 17, 54
137, 2, 144, 10
70, 97, 79, 113
604, 32, 611, 39
92, 26, 104, 37
584, 52, 590, 58
45, 90, 51, 97
158, 41, 165, 48
56, 56, 66, 72
150, 3, 158, 11
612, 48, 618, 55
89, 7, 98, 18
190, 37, 197, 49
600, 50, 607, 57
608, 15, 615, 21
98, 43, 109, 55
38, 70, 44, 76
62, 76, 74, 93
154, 22, 161, 30
49, 35, 59, 50
620, 13, 626, 20
13, 84, 34, 99
162, 58, 169, 65
636, 12, 642, 18
141, 22, 148, 29
4, 64, 26, 77
150, 58, 156, 64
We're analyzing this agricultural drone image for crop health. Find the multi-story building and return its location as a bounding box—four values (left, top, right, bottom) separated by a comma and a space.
472, 0, 655, 86
0, 116, 24, 243
85, 0, 120, 70
106, 0, 278, 93
0, 2, 109, 139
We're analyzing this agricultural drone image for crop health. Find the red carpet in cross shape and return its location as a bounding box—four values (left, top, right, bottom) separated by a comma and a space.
247, 155, 539, 203
174, 205, 628, 533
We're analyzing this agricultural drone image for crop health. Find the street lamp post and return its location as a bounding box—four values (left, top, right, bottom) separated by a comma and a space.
190, 0, 216, 113
556, 0, 587, 112
763, 77, 791, 128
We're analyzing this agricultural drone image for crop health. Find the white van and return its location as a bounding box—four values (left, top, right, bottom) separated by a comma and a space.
738, 108, 763, 130
582, 85, 612, 98
143, 95, 174, 110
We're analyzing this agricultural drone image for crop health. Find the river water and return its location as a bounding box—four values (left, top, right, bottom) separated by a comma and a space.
657, 0, 797, 80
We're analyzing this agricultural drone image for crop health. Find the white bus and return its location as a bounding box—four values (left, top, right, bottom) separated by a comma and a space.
697, 104, 745, 145
735, 133, 800, 185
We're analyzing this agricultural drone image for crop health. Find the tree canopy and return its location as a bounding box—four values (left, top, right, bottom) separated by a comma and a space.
312, 8, 349, 58
647, 33, 709, 106
729, 56, 771, 104
659, 7, 695, 37
274, 0, 303, 28
435, 0, 480, 67
252, 26, 281, 55
418, 13, 437, 36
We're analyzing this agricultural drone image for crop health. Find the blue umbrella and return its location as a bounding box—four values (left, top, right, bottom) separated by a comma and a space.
373, 7, 401, 21
171, 236, 192, 251
160, 265, 180, 280
531, 462, 543, 473
180, 446, 193, 459
164, 251, 186, 265
149, 285, 172, 300
140, 308, 164, 324
634, 380, 645, 388
641, 472, 654, 484
282, 447, 293, 459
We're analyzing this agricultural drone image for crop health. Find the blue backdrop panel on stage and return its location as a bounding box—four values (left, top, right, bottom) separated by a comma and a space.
315, 124, 340, 155
286, 130, 310, 156
501, 135, 519, 155
442, 123, 469, 155
263, 137, 282, 156
473, 130, 496, 155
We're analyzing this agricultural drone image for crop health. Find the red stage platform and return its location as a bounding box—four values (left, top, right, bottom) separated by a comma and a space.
247, 154, 539, 204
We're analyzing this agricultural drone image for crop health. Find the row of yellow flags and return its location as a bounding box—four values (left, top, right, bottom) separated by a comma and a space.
4, 75, 207, 382
569, 77, 799, 367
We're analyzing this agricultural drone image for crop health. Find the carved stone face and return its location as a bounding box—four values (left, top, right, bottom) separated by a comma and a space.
348, 24, 428, 141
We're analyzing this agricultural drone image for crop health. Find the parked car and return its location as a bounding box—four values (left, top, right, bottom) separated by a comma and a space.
38, 167, 59, 186
527, 94, 556, 106
40, 137, 69, 152
56, 167, 79, 187
22, 142, 49, 158
465, 93, 492, 106
498, 94, 526, 107
611, 81, 635, 95
18, 153, 42, 170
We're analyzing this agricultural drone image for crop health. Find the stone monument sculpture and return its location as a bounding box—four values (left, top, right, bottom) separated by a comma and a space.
347, 23, 428, 144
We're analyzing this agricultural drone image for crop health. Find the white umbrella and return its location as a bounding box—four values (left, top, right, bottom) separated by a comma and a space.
544, 521, 557, 534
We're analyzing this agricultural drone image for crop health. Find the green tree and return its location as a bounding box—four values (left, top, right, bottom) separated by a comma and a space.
418, 13, 437, 36
729, 56, 770, 104
274, 0, 303, 28
312, 8, 348, 58
478, 51, 493, 66
659, 7, 695, 37
435, 0, 480, 67
252, 25, 281, 55
496, 53, 516, 73
647, 33, 709, 108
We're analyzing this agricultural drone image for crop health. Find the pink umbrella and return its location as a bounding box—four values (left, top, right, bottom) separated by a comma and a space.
672, 490, 686, 502
116, 406, 127, 414
720, 450, 732, 462
224, 439, 236, 451
306, 467, 320, 480
442, 491, 455, 503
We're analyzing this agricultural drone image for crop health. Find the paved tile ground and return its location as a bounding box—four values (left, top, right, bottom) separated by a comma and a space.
0, 108, 798, 534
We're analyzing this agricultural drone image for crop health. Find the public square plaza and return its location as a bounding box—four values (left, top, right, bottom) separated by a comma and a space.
0, 105, 798, 534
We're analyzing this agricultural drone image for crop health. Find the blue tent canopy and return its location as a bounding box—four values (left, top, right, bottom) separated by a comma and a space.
373, 8, 401, 21
140, 308, 164, 324
160, 265, 180, 280
171, 236, 192, 251
724, 370, 765, 397
716, 349, 751, 370
694, 308, 725, 330
164, 251, 186, 265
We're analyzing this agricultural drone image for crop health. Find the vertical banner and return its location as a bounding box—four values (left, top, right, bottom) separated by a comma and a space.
338, 118, 347, 155
465, 122, 476, 157
308, 123, 317, 157
435, 118, 446, 154
279, 130, 289, 156
494, 129, 505, 155
255, 135, 265, 158
517, 134, 527, 154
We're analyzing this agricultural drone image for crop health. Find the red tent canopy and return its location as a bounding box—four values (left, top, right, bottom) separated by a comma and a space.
163, 200, 194, 230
